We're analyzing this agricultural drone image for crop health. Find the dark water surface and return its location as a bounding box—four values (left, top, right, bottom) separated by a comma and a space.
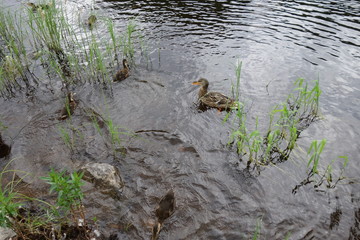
1, 0, 360, 239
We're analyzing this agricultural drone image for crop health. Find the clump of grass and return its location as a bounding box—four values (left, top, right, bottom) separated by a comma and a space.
105, 117, 122, 147
104, 116, 136, 156
0, 166, 91, 239
0, 173, 23, 227
41, 169, 85, 223
58, 125, 74, 151
58, 122, 85, 153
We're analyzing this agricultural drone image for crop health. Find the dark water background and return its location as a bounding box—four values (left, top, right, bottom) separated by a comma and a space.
1, 0, 360, 239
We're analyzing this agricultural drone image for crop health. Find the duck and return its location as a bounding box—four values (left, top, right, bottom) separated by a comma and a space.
0, 134, 11, 158
113, 59, 130, 82
192, 78, 236, 111
87, 15, 97, 28
27, 2, 51, 11
152, 190, 176, 240
59, 92, 77, 120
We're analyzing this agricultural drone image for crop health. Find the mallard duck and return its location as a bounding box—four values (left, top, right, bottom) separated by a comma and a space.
27, 2, 51, 11
192, 78, 236, 110
0, 134, 11, 158
152, 190, 175, 240
88, 15, 97, 27
59, 92, 77, 120
113, 59, 130, 82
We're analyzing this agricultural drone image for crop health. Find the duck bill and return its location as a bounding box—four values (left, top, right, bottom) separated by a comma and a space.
192, 81, 201, 85
151, 222, 162, 240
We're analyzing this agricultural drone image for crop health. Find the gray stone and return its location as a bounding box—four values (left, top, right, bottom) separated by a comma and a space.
80, 163, 124, 193
0, 226, 16, 240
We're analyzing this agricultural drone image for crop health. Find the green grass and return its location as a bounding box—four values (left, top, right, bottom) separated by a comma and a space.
58, 125, 74, 150
0, 162, 31, 227
0, 177, 22, 227
121, 19, 137, 60
307, 139, 326, 174
252, 218, 262, 240
106, 117, 122, 147
41, 169, 84, 220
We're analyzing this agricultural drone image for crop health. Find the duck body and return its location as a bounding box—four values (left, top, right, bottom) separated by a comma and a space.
88, 15, 97, 27
27, 2, 51, 11
152, 190, 175, 240
113, 59, 130, 82
0, 134, 11, 158
155, 190, 175, 223
192, 78, 235, 110
59, 92, 77, 120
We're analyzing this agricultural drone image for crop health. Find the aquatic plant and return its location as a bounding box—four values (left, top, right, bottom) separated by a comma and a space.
228, 72, 321, 169
292, 141, 349, 193
224, 60, 349, 193
307, 139, 327, 174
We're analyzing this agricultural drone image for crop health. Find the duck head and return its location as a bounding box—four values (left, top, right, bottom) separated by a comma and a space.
192, 78, 209, 98
67, 92, 75, 103
122, 59, 130, 70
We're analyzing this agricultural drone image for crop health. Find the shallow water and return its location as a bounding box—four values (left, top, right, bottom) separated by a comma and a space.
1, 0, 360, 239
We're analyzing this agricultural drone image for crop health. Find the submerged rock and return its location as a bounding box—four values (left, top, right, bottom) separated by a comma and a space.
0, 226, 16, 240
80, 163, 124, 196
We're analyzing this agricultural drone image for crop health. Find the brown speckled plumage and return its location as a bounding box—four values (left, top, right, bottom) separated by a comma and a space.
152, 190, 175, 240
113, 59, 130, 82
192, 78, 236, 110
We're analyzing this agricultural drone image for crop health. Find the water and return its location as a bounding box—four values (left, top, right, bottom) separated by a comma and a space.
1, 0, 360, 239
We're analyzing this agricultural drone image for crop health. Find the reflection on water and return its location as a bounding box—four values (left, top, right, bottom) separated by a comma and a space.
104, 0, 360, 54
1, 0, 360, 239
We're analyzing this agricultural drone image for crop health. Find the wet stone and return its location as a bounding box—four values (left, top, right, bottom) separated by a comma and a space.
0, 226, 16, 240
80, 163, 124, 197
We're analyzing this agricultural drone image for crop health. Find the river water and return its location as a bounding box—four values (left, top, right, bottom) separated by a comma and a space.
1, 0, 360, 239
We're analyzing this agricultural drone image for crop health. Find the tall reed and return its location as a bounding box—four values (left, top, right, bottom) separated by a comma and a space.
0, 1, 147, 95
